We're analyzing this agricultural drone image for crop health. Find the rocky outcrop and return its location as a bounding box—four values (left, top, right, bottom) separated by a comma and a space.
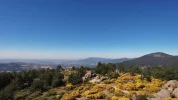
82, 71, 108, 83
90, 76, 108, 83
82, 71, 96, 81
154, 89, 171, 100
163, 80, 178, 89
172, 88, 178, 98
151, 80, 178, 100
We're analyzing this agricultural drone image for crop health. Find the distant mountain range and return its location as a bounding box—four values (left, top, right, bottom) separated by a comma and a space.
121, 52, 178, 67
0, 57, 130, 65
1, 52, 178, 72
0, 57, 131, 71
77, 57, 131, 63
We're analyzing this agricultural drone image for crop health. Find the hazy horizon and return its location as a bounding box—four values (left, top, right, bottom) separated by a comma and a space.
0, 51, 178, 60
1, 0, 178, 59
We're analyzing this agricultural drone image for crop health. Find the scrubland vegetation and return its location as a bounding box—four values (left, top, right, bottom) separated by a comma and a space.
1, 63, 178, 100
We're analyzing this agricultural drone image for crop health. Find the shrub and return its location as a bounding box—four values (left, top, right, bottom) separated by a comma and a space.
68, 73, 83, 85
61, 91, 80, 100
45, 91, 57, 97
111, 96, 120, 100
65, 84, 75, 90
107, 72, 119, 79
136, 95, 147, 100
52, 78, 64, 88
95, 62, 116, 75
86, 92, 106, 99
119, 97, 130, 100
31, 79, 44, 91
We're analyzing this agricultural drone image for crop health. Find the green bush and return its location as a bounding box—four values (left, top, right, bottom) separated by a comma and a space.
31, 79, 44, 91
45, 91, 57, 97
94, 62, 116, 75
107, 72, 119, 79
136, 95, 147, 100
68, 73, 83, 85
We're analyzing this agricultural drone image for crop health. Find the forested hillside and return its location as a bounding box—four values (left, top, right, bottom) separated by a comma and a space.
122, 52, 178, 67
1, 63, 178, 100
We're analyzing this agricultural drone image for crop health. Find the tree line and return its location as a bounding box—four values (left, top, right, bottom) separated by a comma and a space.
0, 65, 88, 100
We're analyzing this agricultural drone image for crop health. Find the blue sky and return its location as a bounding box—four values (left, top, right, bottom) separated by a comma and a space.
0, 0, 178, 59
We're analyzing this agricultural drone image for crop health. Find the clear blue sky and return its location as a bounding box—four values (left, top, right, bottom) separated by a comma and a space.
0, 0, 178, 59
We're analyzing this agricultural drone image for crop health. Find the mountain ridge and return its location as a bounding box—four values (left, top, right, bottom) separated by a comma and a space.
78, 57, 131, 63
121, 52, 178, 67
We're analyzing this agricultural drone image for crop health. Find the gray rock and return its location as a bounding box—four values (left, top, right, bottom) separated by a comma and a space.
85, 71, 92, 78
90, 76, 107, 83
82, 77, 86, 81
163, 80, 178, 89
90, 78, 101, 83
82, 71, 96, 81
151, 80, 178, 100
168, 87, 174, 92
95, 76, 100, 79
172, 88, 178, 98
155, 89, 171, 100
131, 95, 136, 100
100, 76, 107, 81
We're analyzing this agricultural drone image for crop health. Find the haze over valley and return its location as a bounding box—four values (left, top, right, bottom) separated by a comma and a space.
1, 52, 178, 72
0, 57, 131, 71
